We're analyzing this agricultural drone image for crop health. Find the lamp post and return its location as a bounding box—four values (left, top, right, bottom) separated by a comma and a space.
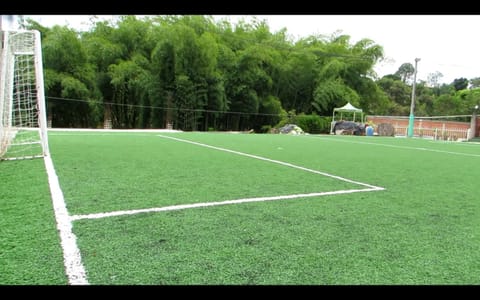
470, 104, 479, 140
407, 58, 420, 138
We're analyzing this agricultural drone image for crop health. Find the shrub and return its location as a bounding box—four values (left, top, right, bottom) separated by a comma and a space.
295, 114, 332, 134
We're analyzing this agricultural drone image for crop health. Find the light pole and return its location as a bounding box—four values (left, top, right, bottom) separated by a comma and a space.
470, 104, 479, 140
407, 58, 420, 138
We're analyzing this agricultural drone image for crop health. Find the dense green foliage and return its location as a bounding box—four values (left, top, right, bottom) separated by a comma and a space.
23, 15, 480, 132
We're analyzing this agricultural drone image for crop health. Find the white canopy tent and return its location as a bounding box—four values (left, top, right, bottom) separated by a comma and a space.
330, 102, 364, 134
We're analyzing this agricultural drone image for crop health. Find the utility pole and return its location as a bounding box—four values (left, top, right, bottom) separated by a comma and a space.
408, 58, 420, 138
469, 104, 479, 140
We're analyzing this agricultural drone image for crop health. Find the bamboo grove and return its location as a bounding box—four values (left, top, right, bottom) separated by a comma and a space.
23, 15, 480, 132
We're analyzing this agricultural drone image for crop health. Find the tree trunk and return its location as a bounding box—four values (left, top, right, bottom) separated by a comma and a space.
103, 103, 112, 129
165, 91, 173, 129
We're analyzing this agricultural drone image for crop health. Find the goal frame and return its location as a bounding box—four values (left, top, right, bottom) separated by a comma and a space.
0, 29, 49, 160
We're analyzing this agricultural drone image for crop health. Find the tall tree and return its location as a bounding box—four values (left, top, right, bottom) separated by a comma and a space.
433, 94, 462, 115
427, 71, 443, 88
469, 77, 480, 89
452, 77, 469, 91
395, 63, 415, 83
310, 33, 384, 115
151, 40, 176, 128
276, 50, 317, 113
82, 20, 124, 128
377, 76, 412, 115
40, 25, 96, 127
108, 57, 151, 128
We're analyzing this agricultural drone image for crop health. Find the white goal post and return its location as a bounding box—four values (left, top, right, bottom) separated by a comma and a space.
0, 29, 49, 160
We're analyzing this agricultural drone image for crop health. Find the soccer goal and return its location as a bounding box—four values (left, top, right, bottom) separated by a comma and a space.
0, 30, 49, 160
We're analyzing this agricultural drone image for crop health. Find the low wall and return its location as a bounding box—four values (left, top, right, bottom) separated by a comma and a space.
366, 116, 479, 139
476, 116, 480, 137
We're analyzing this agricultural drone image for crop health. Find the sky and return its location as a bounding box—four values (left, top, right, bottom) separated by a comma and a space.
5, 14, 480, 85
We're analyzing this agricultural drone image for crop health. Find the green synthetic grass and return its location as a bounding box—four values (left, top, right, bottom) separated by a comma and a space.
2, 131, 480, 284
0, 159, 67, 285
48, 133, 360, 216
1, 130, 44, 160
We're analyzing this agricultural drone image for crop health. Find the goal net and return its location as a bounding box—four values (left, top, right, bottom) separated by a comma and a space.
0, 30, 49, 160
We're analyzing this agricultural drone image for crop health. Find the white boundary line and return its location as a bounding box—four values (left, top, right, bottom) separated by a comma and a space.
157, 134, 384, 189
315, 136, 480, 158
70, 134, 385, 221
42, 130, 389, 284
70, 188, 382, 221
48, 128, 182, 133
43, 155, 88, 285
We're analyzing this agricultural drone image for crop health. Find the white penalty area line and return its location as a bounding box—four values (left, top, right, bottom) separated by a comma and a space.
157, 134, 384, 190
47, 128, 182, 133
70, 187, 383, 221
315, 136, 480, 158
70, 134, 384, 221
43, 155, 88, 285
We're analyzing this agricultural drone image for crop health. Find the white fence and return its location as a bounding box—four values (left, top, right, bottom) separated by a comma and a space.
394, 125, 469, 141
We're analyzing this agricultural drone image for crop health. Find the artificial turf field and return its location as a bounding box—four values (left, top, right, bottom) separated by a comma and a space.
1, 130, 479, 285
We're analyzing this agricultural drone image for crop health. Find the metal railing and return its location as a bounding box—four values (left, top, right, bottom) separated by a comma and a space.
394, 125, 469, 141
